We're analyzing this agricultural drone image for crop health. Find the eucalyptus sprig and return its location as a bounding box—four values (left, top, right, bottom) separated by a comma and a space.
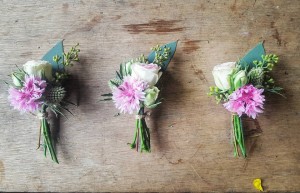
53, 44, 80, 84
151, 45, 171, 66
208, 86, 229, 103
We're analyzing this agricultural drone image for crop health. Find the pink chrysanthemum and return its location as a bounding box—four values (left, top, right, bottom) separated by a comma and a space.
224, 85, 265, 119
8, 75, 47, 113
112, 76, 148, 114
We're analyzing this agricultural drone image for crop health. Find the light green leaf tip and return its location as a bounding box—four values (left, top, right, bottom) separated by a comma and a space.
42, 40, 64, 71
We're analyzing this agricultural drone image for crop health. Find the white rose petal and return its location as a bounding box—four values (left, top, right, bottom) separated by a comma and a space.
23, 60, 53, 81
212, 62, 235, 90
131, 63, 161, 87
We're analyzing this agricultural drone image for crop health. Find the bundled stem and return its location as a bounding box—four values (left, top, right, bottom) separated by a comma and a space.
130, 107, 151, 152
40, 104, 59, 163
232, 114, 246, 157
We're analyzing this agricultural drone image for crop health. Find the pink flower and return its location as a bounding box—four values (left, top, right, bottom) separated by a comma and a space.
112, 76, 148, 114
8, 76, 47, 113
224, 85, 265, 119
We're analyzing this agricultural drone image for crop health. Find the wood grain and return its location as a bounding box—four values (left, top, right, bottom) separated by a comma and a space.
0, 0, 299, 192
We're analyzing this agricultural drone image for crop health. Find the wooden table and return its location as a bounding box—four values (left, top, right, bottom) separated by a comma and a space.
0, 0, 299, 192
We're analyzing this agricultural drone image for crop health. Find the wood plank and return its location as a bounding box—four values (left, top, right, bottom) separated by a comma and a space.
0, 0, 299, 192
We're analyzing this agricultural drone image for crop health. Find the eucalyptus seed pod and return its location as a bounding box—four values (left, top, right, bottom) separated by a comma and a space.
46, 86, 66, 104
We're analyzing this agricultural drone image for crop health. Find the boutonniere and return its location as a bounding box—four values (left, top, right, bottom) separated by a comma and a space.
209, 42, 283, 157
7, 40, 80, 163
102, 41, 177, 152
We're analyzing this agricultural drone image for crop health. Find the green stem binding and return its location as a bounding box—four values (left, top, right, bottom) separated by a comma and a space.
232, 114, 246, 158
130, 107, 151, 152
40, 104, 59, 163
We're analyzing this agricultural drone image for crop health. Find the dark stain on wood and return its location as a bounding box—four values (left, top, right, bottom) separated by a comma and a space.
113, 15, 121, 20
62, 3, 69, 11
230, 0, 237, 12
183, 40, 202, 53
270, 21, 282, 46
192, 64, 207, 82
168, 158, 183, 165
79, 15, 102, 32
272, 29, 282, 46
20, 51, 33, 57
123, 19, 183, 34
68, 15, 101, 36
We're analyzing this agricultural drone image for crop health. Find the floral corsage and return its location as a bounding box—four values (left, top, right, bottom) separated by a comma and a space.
7, 40, 80, 163
209, 42, 283, 157
102, 41, 177, 152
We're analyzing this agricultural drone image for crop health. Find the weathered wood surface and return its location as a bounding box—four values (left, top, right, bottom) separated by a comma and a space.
0, 0, 299, 192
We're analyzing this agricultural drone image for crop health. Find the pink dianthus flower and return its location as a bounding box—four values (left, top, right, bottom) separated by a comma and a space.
224, 85, 265, 119
112, 76, 148, 114
8, 76, 47, 113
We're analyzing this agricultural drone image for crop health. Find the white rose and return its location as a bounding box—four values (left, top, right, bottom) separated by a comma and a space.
212, 62, 235, 90
23, 60, 53, 81
131, 63, 162, 87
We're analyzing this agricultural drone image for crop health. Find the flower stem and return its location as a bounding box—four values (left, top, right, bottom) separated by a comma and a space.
130, 107, 151, 153
232, 115, 239, 157
232, 114, 246, 158
130, 120, 138, 149
41, 105, 59, 163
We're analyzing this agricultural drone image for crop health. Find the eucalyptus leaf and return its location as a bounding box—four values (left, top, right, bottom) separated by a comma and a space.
42, 40, 64, 71
239, 42, 265, 69
148, 41, 178, 71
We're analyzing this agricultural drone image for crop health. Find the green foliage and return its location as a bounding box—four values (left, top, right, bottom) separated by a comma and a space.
208, 86, 229, 103
250, 54, 283, 95
151, 45, 171, 66
253, 54, 278, 70
148, 41, 177, 71
53, 43, 80, 85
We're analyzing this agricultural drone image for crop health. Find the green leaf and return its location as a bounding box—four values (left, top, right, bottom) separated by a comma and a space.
101, 93, 113, 97
239, 42, 265, 69
119, 64, 124, 77
99, 98, 112, 101
116, 71, 123, 80
148, 41, 178, 71
109, 80, 119, 87
42, 40, 64, 71
146, 102, 162, 109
